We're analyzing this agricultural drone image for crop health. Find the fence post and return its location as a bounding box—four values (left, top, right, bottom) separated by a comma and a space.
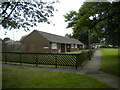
80, 53, 84, 66
55, 55, 57, 68
5, 53, 7, 64
75, 55, 79, 69
36, 54, 38, 67
89, 51, 91, 60
20, 54, 22, 65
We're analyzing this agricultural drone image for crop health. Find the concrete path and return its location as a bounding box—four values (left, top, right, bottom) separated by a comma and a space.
79, 50, 119, 88
78, 50, 101, 74
2, 50, 119, 88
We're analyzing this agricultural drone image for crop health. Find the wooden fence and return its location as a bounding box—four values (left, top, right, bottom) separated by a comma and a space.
2, 50, 95, 69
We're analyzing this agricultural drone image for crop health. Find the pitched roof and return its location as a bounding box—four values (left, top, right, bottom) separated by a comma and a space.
5, 40, 20, 45
5, 40, 14, 44
36, 30, 83, 45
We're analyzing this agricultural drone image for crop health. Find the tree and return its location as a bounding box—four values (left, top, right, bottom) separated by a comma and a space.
2, 37, 10, 43
67, 31, 100, 48
73, 31, 89, 46
65, 33, 72, 38
0, 0, 58, 31
20, 34, 28, 41
64, 2, 120, 46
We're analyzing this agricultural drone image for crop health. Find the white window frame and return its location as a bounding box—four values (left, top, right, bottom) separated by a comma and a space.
71, 44, 74, 48
51, 43, 57, 49
75, 44, 77, 48
43, 46, 49, 49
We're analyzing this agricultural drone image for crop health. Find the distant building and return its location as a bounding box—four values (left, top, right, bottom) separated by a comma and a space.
21, 30, 84, 53
90, 43, 114, 48
2, 40, 21, 52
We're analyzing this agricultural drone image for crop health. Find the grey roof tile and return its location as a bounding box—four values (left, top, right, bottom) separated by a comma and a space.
36, 30, 83, 45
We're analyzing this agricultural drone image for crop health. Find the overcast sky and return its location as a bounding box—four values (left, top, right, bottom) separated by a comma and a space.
0, 0, 85, 41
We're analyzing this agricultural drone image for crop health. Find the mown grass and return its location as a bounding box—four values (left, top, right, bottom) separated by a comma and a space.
2, 66, 111, 88
66, 49, 90, 54
66, 51, 81, 54
98, 48, 119, 76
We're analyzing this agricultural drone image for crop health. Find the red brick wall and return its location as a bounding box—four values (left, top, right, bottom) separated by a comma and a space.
21, 31, 52, 53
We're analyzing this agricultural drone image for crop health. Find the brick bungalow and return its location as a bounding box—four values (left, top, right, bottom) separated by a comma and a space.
21, 30, 84, 53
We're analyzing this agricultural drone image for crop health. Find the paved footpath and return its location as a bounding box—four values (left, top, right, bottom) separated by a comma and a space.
78, 50, 119, 88
2, 50, 119, 88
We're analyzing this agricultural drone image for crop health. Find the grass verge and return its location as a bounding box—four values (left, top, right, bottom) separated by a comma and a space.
98, 48, 119, 76
2, 66, 111, 88
66, 51, 81, 54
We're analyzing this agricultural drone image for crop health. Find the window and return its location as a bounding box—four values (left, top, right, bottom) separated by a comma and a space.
43, 46, 49, 49
67, 45, 70, 48
51, 43, 57, 49
75, 45, 77, 48
71, 44, 74, 48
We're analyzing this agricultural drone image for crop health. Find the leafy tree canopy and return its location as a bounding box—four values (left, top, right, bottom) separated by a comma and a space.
64, 1, 120, 46
65, 33, 72, 38
0, 0, 58, 31
20, 34, 28, 41
2, 37, 10, 43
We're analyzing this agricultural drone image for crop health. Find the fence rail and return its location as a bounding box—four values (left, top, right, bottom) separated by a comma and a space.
1, 50, 95, 69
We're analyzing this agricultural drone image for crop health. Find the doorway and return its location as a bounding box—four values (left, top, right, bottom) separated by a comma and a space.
66, 44, 71, 52
61, 44, 65, 52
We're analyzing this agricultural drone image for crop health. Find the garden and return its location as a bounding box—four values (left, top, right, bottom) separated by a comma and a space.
2, 48, 119, 88
99, 48, 119, 76
2, 66, 111, 88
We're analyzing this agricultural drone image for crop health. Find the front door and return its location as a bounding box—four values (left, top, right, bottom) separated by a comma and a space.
61, 44, 65, 52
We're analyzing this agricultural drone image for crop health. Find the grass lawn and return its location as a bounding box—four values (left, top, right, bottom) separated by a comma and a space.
66, 49, 89, 54
98, 48, 119, 76
2, 66, 111, 88
66, 51, 81, 54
